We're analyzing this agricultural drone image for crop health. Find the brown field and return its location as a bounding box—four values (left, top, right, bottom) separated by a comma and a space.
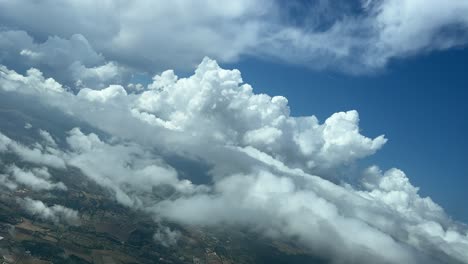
15, 219, 48, 233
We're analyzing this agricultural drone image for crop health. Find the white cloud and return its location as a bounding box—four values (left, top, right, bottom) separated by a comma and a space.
0, 132, 67, 190
18, 197, 80, 225
243, 126, 283, 146
0, 131, 66, 169
374, 0, 468, 56
19, 49, 42, 59
77, 84, 127, 103
65, 127, 200, 207
70, 61, 126, 89
154, 170, 418, 263
1, 0, 467, 73
0, 58, 467, 263
257, 0, 468, 72
359, 167, 468, 261
0, 30, 127, 87
154, 164, 468, 263
0, 58, 386, 175
132, 58, 386, 172
318, 110, 387, 167
6, 165, 66, 191
361, 166, 446, 222
0, 66, 64, 94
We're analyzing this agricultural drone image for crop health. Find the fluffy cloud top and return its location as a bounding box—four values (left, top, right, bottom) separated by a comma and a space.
1, 57, 387, 175
77, 84, 127, 103
132, 58, 386, 173
0, 59, 467, 263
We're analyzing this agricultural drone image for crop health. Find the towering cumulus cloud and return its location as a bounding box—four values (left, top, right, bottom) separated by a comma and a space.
0, 59, 467, 263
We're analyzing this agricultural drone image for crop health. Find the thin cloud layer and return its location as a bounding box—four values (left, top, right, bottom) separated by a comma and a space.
0, 59, 467, 263
0, 0, 467, 74
17, 197, 80, 225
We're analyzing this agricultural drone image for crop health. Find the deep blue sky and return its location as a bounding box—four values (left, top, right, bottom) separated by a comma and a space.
225, 47, 468, 223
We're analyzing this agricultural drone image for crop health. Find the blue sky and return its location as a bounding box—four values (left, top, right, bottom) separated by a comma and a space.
226, 47, 468, 222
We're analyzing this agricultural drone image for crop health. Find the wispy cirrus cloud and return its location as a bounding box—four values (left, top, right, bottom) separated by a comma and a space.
1, 0, 467, 76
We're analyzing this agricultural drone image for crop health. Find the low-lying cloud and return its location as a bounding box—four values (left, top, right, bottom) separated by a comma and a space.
17, 197, 80, 225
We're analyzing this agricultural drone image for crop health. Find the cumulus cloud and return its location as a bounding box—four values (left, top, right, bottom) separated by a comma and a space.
0, 58, 386, 175
0, 65, 64, 94
18, 197, 80, 225
0, 0, 467, 73
71, 61, 126, 89
0, 131, 66, 169
6, 165, 66, 191
359, 167, 468, 261
77, 84, 127, 103
0, 129, 66, 191
0, 30, 127, 88
0, 58, 467, 263
131, 58, 386, 174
